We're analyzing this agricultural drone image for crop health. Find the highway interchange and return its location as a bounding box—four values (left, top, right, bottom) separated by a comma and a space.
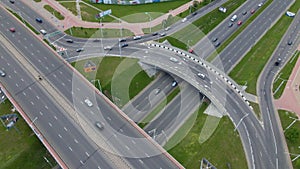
0, 0, 299, 169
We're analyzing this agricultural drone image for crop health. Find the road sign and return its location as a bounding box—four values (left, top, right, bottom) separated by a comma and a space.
99, 9, 111, 18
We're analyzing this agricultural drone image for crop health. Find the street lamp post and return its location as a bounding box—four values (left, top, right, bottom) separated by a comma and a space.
145, 12, 152, 33
99, 17, 104, 50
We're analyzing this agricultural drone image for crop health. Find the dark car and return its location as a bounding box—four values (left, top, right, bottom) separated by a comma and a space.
119, 38, 126, 42
76, 48, 84, 52
9, 27, 15, 32
288, 40, 293, 45
121, 43, 128, 48
152, 32, 158, 36
9, 0, 15, 3
214, 42, 220, 47
212, 37, 218, 42
35, 18, 43, 23
242, 11, 247, 15
275, 58, 281, 66
228, 22, 233, 27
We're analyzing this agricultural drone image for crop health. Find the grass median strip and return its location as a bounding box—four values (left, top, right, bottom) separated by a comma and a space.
139, 87, 180, 128
273, 51, 300, 99
166, 102, 247, 169
207, 0, 273, 61
278, 110, 300, 168
65, 26, 134, 38
250, 101, 261, 120
44, 5, 65, 20
229, 0, 300, 95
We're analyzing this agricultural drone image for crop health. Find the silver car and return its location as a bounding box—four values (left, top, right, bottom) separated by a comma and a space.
0, 70, 6, 77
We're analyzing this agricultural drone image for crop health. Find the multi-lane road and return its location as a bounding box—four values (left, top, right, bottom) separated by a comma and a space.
0, 6, 183, 169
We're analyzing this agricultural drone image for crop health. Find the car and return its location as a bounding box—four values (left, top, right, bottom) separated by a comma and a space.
237, 20, 243, 26
159, 32, 166, 37
133, 36, 142, 40
35, 18, 43, 23
40, 29, 47, 35
250, 9, 255, 14
230, 14, 237, 22
169, 57, 178, 63
212, 37, 218, 42
121, 43, 128, 48
188, 49, 194, 53
66, 39, 73, 43
104, 46, 112, 50
9, 0, 15, 3
95, 121, 104, 129
258, 2, 263, 7
152, 32, 158, 36
242, 11, 247, 15
9, 27, 15, 32
287, 40, 293, 45
119, 38, 126, 42
93, 39, 100, 42
275, 58, 281, 66
154, 88, 161, 95
197, 73, 205, 79
76, 48, 84, 52
228, 22, 233, 27
192, 12, 197, 16
214, 42, 220, 47
164, 27, 171, 31
0, 70, 6, 77
181, 18, 187, 23
171, 81, 177, 87
84, 98, 93, 107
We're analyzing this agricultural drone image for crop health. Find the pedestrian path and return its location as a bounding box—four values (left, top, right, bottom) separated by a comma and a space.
25, 0, 202, 35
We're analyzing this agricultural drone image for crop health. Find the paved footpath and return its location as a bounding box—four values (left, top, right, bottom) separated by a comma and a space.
25, 0, 201, 35
274, 47, 300, 119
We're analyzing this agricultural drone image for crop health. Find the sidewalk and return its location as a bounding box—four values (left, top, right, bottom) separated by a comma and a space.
25, 0, 201, 35
274, 48, 300, 119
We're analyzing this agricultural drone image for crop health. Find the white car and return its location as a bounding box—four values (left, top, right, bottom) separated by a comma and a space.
84, 98, 93, 107
40, 29, 47, 35
133, 36, 142, 40
0, 70, 6, 77
169, 57, 178, 63
258, 2, 263, 6
181, 18, 187, 23
197, 73, 205, 79
104, 46, 112, 50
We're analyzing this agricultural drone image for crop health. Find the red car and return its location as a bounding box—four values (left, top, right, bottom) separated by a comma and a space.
250, 9, 255, 14
237, 20, 242, 26
188, 49, 194, 53
9, 27, 15, 32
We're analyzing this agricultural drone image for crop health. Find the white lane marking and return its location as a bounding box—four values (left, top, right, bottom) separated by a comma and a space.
64, 127, 68, 131
53, 74, 57, 78
90, 111, 94, 115
119, 128, 123, 133
54, 116, 57, 120
125, 145, 130, 150
113, 133, 117, 138
28, 87, 32, 90
74, 139, 78, 144
107, 117, 111, 121
139, 159, 144, 164
39, 111, 43, 116
23, 92, 26, 96
131, 140, 136, 144
36, 95, 40, 100
16, 83, 19, 87
30, 101, 34, 105
21, 78, 24, 82
45, 105, 48, 109
62, 82, 65, 86
85, 152, 90, 157
48, 122, 52, 127
58, 134, 62, 138
69, 146, 73, 152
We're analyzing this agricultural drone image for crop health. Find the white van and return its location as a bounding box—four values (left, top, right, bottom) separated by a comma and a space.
230, 15, 237, 22
40, 29, 47, 35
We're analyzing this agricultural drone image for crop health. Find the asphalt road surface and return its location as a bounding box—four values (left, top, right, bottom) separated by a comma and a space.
0, 7, 183, 169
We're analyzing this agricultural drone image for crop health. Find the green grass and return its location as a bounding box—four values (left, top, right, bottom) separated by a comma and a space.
82, 0, 190, 23
139, 87, 180, 128
156, 0, 246, 50
207, 0, 273, 61
273, 51, 300, 99
60, 2, 77, 16
166, 102, 247, 169
278, 110, 300, 169
158, 36, 188, 50
34, 0, 41, 2
229, 0, 300, 95
72, 57, 154, 107
6, 8, 40, 35
0, 101, 56, 169
44, 5, 65, 20
65, 26, 134, 38
80, 2, 115, 22
250, 101, 261, 120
